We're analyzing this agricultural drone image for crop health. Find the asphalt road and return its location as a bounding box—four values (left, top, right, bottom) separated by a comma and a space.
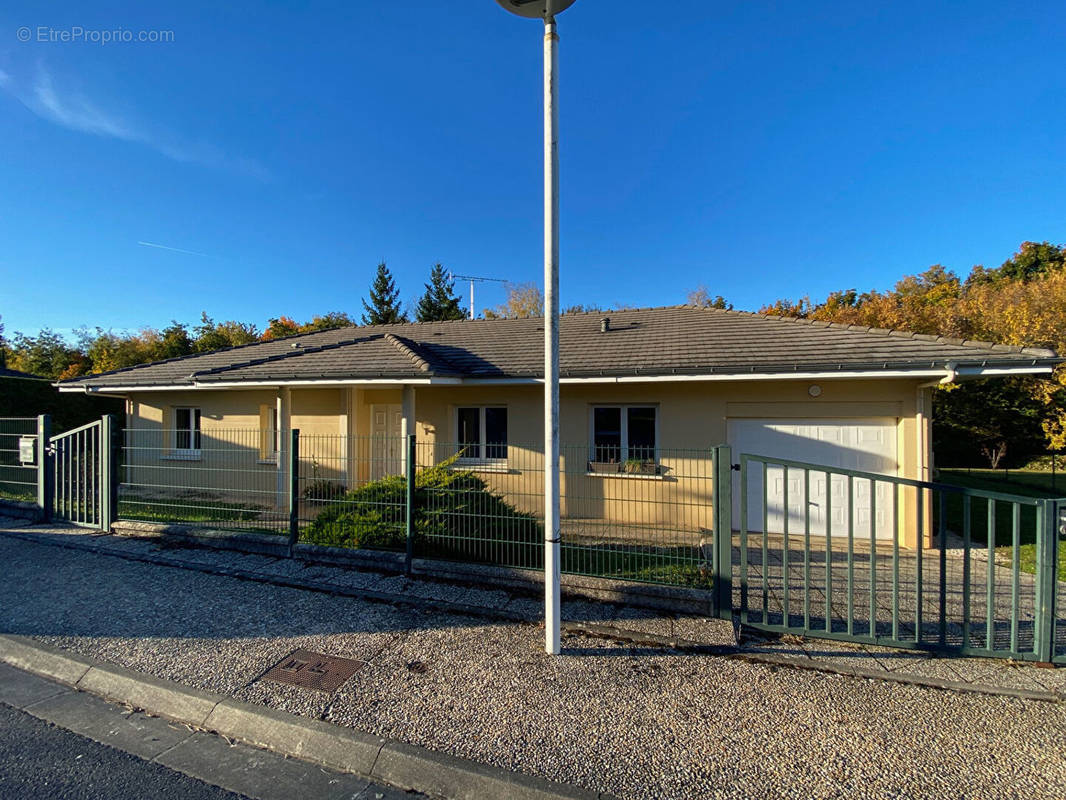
0, 702, 248, 800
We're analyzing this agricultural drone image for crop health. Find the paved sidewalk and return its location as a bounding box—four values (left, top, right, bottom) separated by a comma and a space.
1, 521, 1066, 799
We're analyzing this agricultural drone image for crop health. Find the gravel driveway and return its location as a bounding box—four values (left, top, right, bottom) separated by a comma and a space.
1, 534, 1064, 800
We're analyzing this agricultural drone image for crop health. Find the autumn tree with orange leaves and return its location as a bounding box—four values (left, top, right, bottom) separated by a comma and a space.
757, 242, 1066, 465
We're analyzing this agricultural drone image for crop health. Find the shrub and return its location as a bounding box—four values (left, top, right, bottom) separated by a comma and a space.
302, 479, 346, 501
302, 455, 541, 563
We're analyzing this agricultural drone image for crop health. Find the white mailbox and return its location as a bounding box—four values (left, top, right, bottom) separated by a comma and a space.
19, 436, 36, 466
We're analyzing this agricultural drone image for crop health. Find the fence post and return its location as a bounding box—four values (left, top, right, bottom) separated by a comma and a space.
405, 433, 416, 576
99, 414, 118, 530
713, 445, 734, 619
287, 429, 300, 556
1035, 499, 1059, 663
37, 414, 52, 523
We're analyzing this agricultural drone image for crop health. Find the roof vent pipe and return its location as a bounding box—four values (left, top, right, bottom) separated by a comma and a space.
600, 317, 610, 333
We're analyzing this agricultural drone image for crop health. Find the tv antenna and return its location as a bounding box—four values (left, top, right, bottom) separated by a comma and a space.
450, 273, 508, 319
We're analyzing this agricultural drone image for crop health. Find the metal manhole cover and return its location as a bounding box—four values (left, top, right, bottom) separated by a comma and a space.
261, 649, 363, 692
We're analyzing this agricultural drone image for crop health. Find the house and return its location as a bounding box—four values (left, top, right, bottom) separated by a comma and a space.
56, 306, 1060, 546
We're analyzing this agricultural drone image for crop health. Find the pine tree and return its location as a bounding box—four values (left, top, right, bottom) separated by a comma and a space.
361, 262, 407, 325
415, 263, 466, 322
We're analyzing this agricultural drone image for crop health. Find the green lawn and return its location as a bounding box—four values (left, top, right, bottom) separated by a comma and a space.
938, 468, 1066, 498
118, 497, 284, 535
0, 488, 35, 502
935, 470, 1065, 581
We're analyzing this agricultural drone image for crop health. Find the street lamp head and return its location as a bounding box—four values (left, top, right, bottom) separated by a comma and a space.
494, 0, 577, 19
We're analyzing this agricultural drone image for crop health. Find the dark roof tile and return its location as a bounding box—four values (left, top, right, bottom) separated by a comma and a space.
59, 306, 1062, 388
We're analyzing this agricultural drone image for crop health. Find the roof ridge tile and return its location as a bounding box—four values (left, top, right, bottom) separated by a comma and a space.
384, 333, 432, 373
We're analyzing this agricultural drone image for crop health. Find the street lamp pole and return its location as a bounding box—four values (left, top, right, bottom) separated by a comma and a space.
494, 0, 576, 655
542, 13, 561, 656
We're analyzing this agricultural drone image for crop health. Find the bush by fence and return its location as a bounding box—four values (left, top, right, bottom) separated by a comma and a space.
112, 428, 715, 587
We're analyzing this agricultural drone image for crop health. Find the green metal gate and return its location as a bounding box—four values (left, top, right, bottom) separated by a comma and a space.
50, 417, 117, 530
723, 447, 1065, 664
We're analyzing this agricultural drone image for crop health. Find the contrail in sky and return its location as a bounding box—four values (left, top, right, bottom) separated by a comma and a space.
137, 241, 211, 258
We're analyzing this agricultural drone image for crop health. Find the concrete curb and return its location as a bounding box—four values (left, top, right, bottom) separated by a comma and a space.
0, 634, 614, 800
0, 634, 92, 686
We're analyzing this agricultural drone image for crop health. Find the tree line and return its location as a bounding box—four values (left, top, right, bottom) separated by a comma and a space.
0, 261, 465, 379
3, 241, 1063, 467
0, 262, 607, 380
724, 241, 1066, 468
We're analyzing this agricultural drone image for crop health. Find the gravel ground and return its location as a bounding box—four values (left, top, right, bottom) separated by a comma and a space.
2, 533, 1066, 799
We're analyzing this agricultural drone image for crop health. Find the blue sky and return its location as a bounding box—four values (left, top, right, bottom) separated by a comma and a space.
1, 1, 1064, 337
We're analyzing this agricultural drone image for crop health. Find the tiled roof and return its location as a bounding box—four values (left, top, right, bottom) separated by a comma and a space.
0, 366, 45, 380
57, 306, 1061, 388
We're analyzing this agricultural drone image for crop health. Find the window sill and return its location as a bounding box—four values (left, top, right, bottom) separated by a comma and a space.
584, 471, 665, 481
163, 452, 202, 462
257, 458, 278, 466
456, 461, 512, 473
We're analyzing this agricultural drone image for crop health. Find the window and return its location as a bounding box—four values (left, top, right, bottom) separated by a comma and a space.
259, 404, 279, 462
174, 407, 202, 453
590, 405, 657, 463
456, 407, 508, 462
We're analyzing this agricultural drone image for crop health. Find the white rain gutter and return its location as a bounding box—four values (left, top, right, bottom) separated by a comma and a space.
917, 361, 959, 389
56, 363, 1054, 393
913, 363, 958, 490
57, 377, 461, 393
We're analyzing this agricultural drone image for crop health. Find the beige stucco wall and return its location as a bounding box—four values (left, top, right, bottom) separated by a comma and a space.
123, 377, 930, 543
126, 388, 348, 508
124, 389, 281, 510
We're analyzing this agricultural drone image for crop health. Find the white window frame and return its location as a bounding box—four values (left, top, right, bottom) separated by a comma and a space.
588, 404, 660, 465
455, 406, 508, 467
170, 406, 202, 459
259, 406, 280, 464
271, 406, 281, 458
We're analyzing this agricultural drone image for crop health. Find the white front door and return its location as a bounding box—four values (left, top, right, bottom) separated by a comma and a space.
370, 404, 403, 479
728, 418, 898, 540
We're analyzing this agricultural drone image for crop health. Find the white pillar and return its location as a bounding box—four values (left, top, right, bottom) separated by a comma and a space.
543, 16, 562, 656
277, 387, 292, 511
401, 385, 416, 472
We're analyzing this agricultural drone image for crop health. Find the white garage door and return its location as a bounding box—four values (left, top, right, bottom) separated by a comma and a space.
728, 418, 898, 540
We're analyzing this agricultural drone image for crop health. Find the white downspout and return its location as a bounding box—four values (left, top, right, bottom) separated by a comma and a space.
912, 363, 956, 546
915, 363, 956, 482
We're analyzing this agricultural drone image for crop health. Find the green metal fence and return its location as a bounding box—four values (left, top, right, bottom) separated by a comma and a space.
412, 440, 715, 585
290, 435, 716, 587
734, 450, 1065, 663
119, 427, 288, 534
0, 417, 40, 504
12, 416, 1066, 663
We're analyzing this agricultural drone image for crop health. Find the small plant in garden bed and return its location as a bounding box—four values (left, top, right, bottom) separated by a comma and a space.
623, 458, 660, 476
587, 460, 620, 474
302, 479, 345, 501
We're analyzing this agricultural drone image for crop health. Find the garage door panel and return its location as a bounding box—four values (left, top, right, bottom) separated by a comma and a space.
729, 418, 898, 540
